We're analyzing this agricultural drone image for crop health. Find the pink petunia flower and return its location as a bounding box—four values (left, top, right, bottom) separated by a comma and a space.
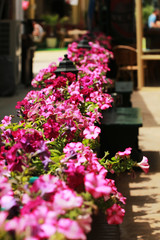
0, 211, 8, 228
105, 204, 125, 224
42, 119, 60, 140
1, 115, 12, 126
137, 156, 150, 174
117, 147, 132, 157
84, 172, 112, 198
77, 214, 92, 234
58, 218, 86, 240
65, 164, 85, 189
53, 189, 83, 211
83, 125, 101, 139
1, 195, 16, 210
22, 1, 29, 10
116, 191, 127, 204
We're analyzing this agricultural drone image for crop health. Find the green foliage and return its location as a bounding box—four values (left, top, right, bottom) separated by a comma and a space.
49, 232, 66, 240
99, 151, 136, 174
59, 16, 70, 25
142, 4, 154, 25
47, 148, 65, 174
0, 233, 13, 240
63, 207, 82, 220
42, 14, 59, 27
82, 138, 100, 154
95, 196, 115, 212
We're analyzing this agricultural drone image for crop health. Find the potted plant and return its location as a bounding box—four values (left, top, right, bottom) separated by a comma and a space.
59, 16, 70, 34
42, 13, 59, 48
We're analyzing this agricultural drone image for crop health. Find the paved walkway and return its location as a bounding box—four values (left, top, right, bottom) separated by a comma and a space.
0, 49, 68, 122
0, 49, 160, 239
118, 88, 160, 240
33, 48, 68, 75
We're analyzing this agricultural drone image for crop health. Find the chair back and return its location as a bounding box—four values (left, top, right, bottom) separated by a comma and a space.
67, 29, 87, 41
113, 45, 137, 67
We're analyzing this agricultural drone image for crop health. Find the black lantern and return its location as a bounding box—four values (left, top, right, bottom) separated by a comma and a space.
77, 36, 91, 50
87, 31, 96, 41
54, 54, 78, 79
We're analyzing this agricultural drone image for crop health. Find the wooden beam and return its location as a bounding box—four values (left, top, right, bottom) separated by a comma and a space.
71, 5, 78, 25
142, 54, 160, 60
28, 0, 35, 19
135, 0, 144, 89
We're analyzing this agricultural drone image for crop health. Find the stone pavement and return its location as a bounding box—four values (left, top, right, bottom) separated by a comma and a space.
0, 49, 160, 239
0, 49, 68, 122
118, 88, 160, 240
33, 48, 68, 75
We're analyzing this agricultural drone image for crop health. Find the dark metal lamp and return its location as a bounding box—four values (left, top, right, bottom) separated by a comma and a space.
77, 36, 91, 50
54, 54, 79, 79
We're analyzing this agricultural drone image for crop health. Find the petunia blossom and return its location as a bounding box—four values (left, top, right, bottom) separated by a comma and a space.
83, 125, 101, 139
116, 147, 132, 157
137, 156, 150, 174
22, 1, 29, 10
53, 189, 83, 211
58, 218, 86, 240
84, 172, 112, 198
106, 204, 125, 225
1, 115, 12, 130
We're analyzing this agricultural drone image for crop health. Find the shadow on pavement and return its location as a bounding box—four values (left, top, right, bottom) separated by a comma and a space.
116, 162, 160, 240
0, 84, 34, 122
132, 90, 160, 127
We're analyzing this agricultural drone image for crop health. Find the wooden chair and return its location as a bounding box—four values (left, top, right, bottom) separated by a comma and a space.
67, 29, 88, 41
59, 29, 88, 48
113, 45, 146, 82
58, 30, 73, 48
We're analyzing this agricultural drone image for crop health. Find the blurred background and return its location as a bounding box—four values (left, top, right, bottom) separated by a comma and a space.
0, 0, 160, 96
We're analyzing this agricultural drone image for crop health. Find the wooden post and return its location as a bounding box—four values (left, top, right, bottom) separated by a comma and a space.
135, 0, 144, 89
28, 0, 35, 19
71, 5, 78, 25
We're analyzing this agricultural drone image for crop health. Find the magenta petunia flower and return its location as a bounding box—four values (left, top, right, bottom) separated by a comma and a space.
117, 147, 132, 157
106, 204, 125, 224
1, 115, 12, 129
42, 119, 60, 140
22, 1, 29, 10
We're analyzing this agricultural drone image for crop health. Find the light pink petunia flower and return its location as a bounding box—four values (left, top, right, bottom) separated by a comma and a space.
137, 156, 150, 174
84, 172, 112, 198
83, 126, 101, 139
